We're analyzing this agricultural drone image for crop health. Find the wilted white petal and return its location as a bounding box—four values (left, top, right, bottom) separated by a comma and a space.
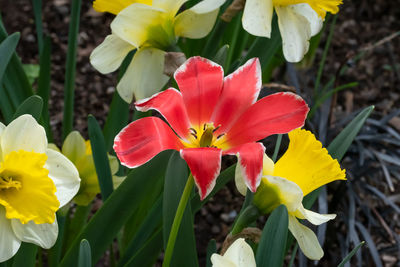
297, 205, 336, 225
292, 4, 323, 36
242, 0, 273, 38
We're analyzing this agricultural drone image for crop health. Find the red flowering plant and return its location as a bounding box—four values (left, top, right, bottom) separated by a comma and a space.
113, 56, 309, 200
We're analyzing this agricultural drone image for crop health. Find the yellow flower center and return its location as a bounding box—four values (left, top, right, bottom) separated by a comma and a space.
182, 123, 228, 149
272, 0, 342, 18
0, 150, 59, 224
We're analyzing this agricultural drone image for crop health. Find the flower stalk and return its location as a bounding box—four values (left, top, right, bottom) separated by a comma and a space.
163, 173, 194, 267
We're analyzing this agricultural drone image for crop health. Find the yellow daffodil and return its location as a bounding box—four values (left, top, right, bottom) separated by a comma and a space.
242, 0, 342, 62
0, 115, 80, 262
50, 131, 122, 206
90, 0, 226, 103
235, 129, 346, 260
211, 238, 256, 267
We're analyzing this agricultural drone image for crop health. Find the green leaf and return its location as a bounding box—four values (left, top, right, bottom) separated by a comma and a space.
12, 95, 43, 121
118, 197, 162, 267
11, 243, 37, 267
338, 241, 365, 267
36, 36, 53, 141
124, 228, 163, 267
62, 0, 81, 139
163, 152, 198, 267
31, 0, 43, 53
0, 32, 19, 83
206, 239, 217, 267
256, 205, 288, 267
59, 151, 171, 267
88, 115, 114, 200
212, 45, 229, 67
22, 64, 40, 86
78, 240, 92, 267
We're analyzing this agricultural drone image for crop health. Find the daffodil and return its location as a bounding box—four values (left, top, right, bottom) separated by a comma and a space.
211, 238, 256, 267
242, 0, 342, 62
114, 56, 309, 200
90, 0, 226, 103
0, 115, 80, 262
236, 129, 346, 260
50, 131, 122, 206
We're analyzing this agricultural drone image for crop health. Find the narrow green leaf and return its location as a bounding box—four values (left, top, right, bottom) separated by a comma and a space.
63, 205, 92, 253
337, 241, 365, 267
11, 243, 37, 267
0, 88, 15, 122
118, 197, 162, 267
206, 239, 217, 267
88, 115, 113, 200
163, 152, 198, 267
124, 228, 163, 267
12, 95, 43, 121
212, 45, 229, 67
62, 0, 82, 139
59, 151, 171, 267
0, 32, 20, 83
78, 240, 91, 267
31, 0, 43, 53
48, 213, 67, 266
36, 36, 53, 140
256, 205, 288, 267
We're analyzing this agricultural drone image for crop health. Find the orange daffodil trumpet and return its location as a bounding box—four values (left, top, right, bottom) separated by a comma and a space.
236, 129, 346, 260
90, 0, 226, 103
211, 238, 256, 267
242, 0, 342, 62
114, 56, 309, 200
0, 115, 80, 262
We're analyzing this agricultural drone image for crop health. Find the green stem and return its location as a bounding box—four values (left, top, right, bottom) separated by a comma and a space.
162, 174, 194, 267
272, 134, 283, 162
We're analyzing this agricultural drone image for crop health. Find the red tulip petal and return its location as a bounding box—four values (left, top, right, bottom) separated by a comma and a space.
180, 147, 222, 200
135, 88, 191, 139
211, 58, 262, 134
114, 117, 183, 168
224, 92, 309, 147
225, 142, 265, 192
174, 56, 224, 128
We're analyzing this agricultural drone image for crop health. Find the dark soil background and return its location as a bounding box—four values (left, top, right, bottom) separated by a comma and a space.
1, 0, 400, 266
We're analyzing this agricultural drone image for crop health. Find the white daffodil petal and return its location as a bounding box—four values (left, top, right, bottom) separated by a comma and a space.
0, 122, 5, 135
109, 154, 119, 175
11, 219, 58, 249
292, 4, 323, 36
174, 0, 225, 39
235, 162, 247, 196
1, 114, 47, 155
111, 4, 165, 48
45, 149, 81, 208
0, 207, 21, 262
275, 5, 311, 62
112, 176, 126, 189
288, 215, 324, 260
0, 122, 5, 162
262, 154, 274, 176
117, 48, 169, 102
265, 175, 303, 212
62, 131, 87, 163
152, 0, 187, 16
298, 205, 336, 225
90, 34, 134, 74
211, 254, 236, 267
223, 238, 257, 267
242, 0, 273, 38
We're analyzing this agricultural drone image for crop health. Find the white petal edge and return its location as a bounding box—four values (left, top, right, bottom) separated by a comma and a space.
288, 215, 324, 260
90, 34, 134, 74
117, 48, 169, 102
111, 4, 165, 48
223, 238, 257, 267
292, 4, 323, 36
62, 131, 87, 163
0, 122, 5, 163
0, 207, 21, 262
275, 5, 311, 62
211, 254, 236, 267
264, 175, 303, 212
1, 114, 47, 156
152, 0, 187, 16
297, 205, 336, 225
45, 149, 81, 208
11, 219, 58, 249
242, 0, 273, 38
174, 0, 225, 39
